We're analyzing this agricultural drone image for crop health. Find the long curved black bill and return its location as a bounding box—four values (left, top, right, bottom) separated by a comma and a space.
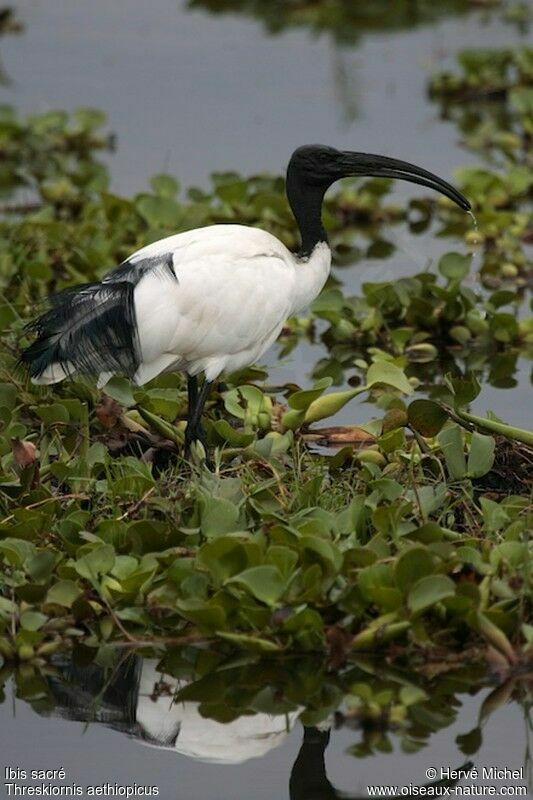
341, 151, 471, 211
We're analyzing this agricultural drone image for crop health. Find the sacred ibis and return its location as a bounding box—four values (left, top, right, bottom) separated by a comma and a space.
21, 145, 470, 458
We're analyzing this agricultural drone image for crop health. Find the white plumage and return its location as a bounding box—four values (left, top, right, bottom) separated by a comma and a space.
129, 225, 330, 385
30, 226, 330, 388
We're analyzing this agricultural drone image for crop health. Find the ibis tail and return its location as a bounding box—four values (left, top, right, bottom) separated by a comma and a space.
20, 280, 140, 385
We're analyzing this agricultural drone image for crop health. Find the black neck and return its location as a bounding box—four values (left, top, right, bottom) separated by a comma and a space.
286, 166, 328, 258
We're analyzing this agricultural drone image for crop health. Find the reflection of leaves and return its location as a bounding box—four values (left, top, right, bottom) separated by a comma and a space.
456, 726, 483, 755
0, 9, 24, 85
0, 8, 24, 35
187, 0, 470, 44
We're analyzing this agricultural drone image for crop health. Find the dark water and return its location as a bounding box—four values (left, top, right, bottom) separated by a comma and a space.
1, 1, 525, 193
1, 655, 531, 799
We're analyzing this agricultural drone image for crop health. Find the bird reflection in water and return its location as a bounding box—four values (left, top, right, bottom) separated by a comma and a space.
33, 654, 471, 799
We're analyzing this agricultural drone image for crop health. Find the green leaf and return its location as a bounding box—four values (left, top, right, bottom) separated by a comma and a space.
150, 174, 179, 198
444, 373, 481, 408
200, 496, 241, 538
438, 425, 466, 480
303, 387, 364, 424
288, 377, 332, 410
408, 575, 456, 613
395, 548, 435, 594
408, 399, 448, 437
35, 404, 69, 424
438, 252, 471, 281
197, 537, 261, 584
0, 383, 17, 410
136, 194, 182, 228
20, 611, 48, 631
226, 566, 285, 605
103, 378, 135, 408
75, 545, 116, 582
26, 551, 57, 582
0, 539, 36, 567
265, 546, 298, 579
467, 433, 495, 478
367, 361, 413, 394
143, 388, 182, 420
211, 419, 254, 447
46, 580, 82, 608
480, 498, 509, 533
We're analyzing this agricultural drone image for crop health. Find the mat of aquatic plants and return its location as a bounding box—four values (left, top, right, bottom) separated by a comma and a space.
0, 45, 531, 678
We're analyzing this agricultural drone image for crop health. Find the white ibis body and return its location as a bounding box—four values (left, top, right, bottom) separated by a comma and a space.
22, 145, 470, 457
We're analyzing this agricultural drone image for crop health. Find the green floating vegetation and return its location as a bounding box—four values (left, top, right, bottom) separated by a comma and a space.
0, 41, 532, 670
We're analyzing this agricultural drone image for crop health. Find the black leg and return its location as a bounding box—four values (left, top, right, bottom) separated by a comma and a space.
184, 378, 213, 466
187, 375, 198, 426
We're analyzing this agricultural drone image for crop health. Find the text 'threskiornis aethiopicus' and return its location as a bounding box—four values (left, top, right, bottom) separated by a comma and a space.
21, 145, 470, 461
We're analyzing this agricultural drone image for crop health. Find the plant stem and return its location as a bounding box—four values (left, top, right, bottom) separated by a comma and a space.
456, 409, 533, 447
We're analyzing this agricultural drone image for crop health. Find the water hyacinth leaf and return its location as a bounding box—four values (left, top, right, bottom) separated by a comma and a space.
46, 580, 82, 608
491, 541, 528, 569
249, 431, 290, 459
0, 539, 36, 567
0, 383, 17, 410
366, 361, 413, 395
413, 484, 447, 519
300, 535, 343, 579
223, 385, 271, 429
281, 408, 305, 430
136, 194, 183, 228
288, 377, 332, 410
198, 537, 261, 584
75, 545, 116, 582
303, 387, 364, 425
103, 378, 136, 408
407, 399, 448, 437
34, 404, 69, 424
394, 548, 435, 594
143, 388, 182, 420
226, 566, 286, 606
480, 498, 509, 533
444, 373, 481, 408
26, 550, 58, 582
200, 496, 241, 538
408, 575, 456, 613
438, 252, 471, 281
150, 173, 180, 198
211, 419, 254, 447
466, 433, 495, 478
438, 425, 466, 480
358, 563, 402, 611
20, 611, 48, 631
176, 601, 226, 631
265, 545, 298, 579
